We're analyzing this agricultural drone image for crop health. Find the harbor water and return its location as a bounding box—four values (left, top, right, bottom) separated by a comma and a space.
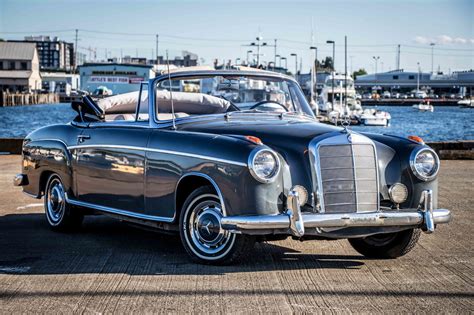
0, 103, 472, 141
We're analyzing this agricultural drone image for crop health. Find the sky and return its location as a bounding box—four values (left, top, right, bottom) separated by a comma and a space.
0, 0, 473, 74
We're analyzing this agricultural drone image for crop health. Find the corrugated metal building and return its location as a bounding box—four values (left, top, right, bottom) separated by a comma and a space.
0, 42, 42, 92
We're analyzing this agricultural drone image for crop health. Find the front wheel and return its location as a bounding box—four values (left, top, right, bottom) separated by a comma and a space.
44, 174, 83, 231
348, 229, 421, 259
179, 186, 255, 265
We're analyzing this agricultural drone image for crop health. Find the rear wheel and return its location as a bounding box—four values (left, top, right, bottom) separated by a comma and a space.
348, 229, 421, 259
44, 174, 83, 231
179, 186, 255, 265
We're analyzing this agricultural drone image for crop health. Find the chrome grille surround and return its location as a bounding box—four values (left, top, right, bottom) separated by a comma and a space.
308, 132, 380, 214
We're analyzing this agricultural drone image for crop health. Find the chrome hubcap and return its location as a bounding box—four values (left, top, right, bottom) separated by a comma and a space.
188, 200, 232, 255
47, 178, 65, 223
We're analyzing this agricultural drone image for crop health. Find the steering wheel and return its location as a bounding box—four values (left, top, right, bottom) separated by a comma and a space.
249, 100, 289, 112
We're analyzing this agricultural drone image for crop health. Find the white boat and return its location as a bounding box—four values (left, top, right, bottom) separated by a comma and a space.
458, 98, 474, 108
412, 103, 434, 112
358, 109, 391, 126
318, 73, 354, 114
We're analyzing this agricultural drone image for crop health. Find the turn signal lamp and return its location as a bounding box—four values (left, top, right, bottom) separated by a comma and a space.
408, 135, 424, 144
245, 136, 263, 145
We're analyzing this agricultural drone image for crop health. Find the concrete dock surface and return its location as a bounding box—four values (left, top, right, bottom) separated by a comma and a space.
0, 155, 472, 313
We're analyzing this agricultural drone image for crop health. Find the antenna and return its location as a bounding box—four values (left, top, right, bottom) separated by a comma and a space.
166, 50, 176, 130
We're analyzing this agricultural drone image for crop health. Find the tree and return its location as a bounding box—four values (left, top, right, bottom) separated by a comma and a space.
321, 57, 334, 71
352, 68, 368, 79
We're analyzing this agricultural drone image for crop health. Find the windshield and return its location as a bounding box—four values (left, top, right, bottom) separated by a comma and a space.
155, 74, 314, 120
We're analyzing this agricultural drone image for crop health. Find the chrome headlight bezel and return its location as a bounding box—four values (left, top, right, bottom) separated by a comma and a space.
248, 148, 281, 184
409, 147, 440, 181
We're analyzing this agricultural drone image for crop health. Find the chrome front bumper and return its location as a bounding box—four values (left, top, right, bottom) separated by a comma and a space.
220, 189, 452, 237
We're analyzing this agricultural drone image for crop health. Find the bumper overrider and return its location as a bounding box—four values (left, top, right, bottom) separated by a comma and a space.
220, 189, 452, 237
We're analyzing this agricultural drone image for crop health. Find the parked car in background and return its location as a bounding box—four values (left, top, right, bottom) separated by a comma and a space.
362, 93, 372, 99
415, 91, 428, 99
382, 91, 391, 99
14, 68, 451, 265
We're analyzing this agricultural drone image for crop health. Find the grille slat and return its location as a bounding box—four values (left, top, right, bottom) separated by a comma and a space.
318, 142, 378, 214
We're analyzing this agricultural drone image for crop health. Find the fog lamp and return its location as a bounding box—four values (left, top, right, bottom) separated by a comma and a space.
292, 185, 308, 206
388, 183, 408, 204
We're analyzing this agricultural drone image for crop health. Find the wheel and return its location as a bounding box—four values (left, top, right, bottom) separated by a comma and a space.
348, 229, 421, 259
179, 186, 255, 265
44, 174, 83, 231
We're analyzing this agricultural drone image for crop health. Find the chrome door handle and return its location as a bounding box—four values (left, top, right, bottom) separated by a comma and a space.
77, 135, 90, 143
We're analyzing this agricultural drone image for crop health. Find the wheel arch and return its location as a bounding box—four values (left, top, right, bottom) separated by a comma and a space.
175, 172, 226, 222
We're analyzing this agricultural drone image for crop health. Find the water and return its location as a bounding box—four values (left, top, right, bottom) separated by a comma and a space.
0, 103, 473, 141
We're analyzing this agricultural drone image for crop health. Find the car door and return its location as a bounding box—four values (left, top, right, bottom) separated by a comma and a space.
72, 123, 152, 213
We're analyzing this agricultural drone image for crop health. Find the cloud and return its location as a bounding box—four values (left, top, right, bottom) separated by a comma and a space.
453, 37, 467, 44
436, 35, 453, 44
414, 36, 430, 45
413, 35, 473, 45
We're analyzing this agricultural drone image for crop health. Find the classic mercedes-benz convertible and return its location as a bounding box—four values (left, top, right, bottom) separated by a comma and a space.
14, 67, 451, 264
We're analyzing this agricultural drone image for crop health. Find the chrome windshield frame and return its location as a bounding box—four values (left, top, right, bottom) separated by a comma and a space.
147, 70, 314, 129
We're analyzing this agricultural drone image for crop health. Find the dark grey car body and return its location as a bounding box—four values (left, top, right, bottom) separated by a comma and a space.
17, 69, 450, 242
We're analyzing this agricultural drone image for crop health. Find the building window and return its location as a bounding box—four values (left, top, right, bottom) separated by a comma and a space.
20, 62, 27, 70
9, 62, 15, 70
0, 62, 3, 70
408, 75, 415, 80
393, 75, 399, 80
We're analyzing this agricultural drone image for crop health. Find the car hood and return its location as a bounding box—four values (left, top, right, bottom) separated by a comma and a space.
177, 115, 342, 152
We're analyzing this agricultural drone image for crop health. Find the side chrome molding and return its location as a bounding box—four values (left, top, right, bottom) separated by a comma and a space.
65, 194, 175, 223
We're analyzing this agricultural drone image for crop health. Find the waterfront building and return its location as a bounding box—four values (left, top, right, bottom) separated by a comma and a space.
41, 72, 80, 96
149, 51, 198, 67
78, 63, 157, 94
355, 69, 474, 95
9, 36, 75, 71
0, 42, 42, 92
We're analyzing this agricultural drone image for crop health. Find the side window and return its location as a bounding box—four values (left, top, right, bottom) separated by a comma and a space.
95, 82, 149, 123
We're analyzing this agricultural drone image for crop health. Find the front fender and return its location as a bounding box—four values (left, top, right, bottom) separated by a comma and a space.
22, 138, 74, 198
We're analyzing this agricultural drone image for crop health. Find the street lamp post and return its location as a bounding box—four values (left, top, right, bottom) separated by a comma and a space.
281, 57, 287, 70
326, 40, 335, 110
310, 46, 318, 113
290, 53, 298, 78
373, 56, 380, 94
276, 54, 281, 68
246, 50, 253, 65
417, 62, 420, 93
430, 43, 435, 73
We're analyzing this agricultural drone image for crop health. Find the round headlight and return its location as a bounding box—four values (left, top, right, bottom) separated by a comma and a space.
248, 148, 280, 183
410, 148, 440, 181
388, 183, 408, 204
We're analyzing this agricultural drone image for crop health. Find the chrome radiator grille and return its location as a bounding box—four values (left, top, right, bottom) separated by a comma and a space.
313, 134, 379, 214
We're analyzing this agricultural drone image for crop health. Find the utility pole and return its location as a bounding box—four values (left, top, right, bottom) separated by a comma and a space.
156, 34, 159, 64
74, 29, 78, 72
